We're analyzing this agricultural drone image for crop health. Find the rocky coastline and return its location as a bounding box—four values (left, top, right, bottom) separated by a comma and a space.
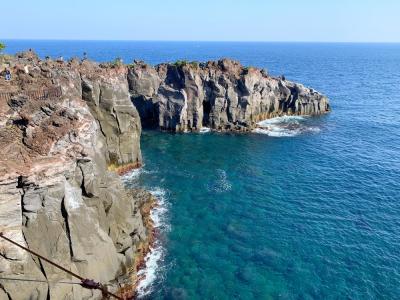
129, 59, 330, 132
0, 50, 330, 299
0, 51, 149, 299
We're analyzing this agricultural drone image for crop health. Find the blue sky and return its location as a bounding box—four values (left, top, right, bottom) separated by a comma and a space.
1, 0, 399, 42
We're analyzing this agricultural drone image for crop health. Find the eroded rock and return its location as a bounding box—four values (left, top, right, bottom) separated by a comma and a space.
0, 52, 149, 300
128, 59, 330, 132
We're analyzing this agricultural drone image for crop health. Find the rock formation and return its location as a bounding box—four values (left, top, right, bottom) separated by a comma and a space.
0, 51, 330, 299
128, 59, 330, 132
0, 51, 151, 300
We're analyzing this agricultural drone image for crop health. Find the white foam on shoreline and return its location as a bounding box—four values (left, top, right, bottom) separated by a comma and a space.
200, 127, 211, 133
121, 168, 143, 182
120, 168, 169, 297
257, 115, 307, 126
136, 187, 169, 298
121, 167, 158, 185
253, 115, 320, 137
136, 244, 164, 298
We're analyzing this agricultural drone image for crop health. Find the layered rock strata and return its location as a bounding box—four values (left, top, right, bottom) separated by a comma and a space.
128, 59, 330, 132
0, 52, 148, 300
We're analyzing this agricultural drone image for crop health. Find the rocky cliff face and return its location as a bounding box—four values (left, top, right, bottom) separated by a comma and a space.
128, 59, 330, 132
0, 52, 150, 300
0, 51, 330, 299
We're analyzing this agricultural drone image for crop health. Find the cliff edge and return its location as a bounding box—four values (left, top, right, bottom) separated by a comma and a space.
128, 59, 330, 132
0, 51, 330, 299
0, 51, 150, 300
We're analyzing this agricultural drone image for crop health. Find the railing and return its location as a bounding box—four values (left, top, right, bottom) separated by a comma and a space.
0, 86, 62, 102
0, 232, 123, 300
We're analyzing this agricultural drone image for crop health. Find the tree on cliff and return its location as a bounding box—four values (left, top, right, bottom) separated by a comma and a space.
0, 42, 5, 53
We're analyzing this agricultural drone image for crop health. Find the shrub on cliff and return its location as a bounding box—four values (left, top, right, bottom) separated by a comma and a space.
111, 57, 123, 67
173, 60, 200, 68
173, 60, 189, 67
0, 42, 5, 53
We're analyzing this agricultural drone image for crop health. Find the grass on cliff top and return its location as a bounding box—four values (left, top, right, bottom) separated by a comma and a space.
173, 60, 200, 68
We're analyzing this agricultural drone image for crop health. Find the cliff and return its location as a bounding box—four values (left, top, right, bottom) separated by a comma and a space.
0, 51, 330, 299
128, 59, 330, 132
0, 52, 151, 300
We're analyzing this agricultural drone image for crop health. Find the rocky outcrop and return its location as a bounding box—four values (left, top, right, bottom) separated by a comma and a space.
0, 51, 330, 299
80, 61, 142, 174
128, 59, 330, 132
0, 52, 149, 300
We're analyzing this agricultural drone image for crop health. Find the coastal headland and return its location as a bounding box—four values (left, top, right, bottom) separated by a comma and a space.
0, 50, 329, 299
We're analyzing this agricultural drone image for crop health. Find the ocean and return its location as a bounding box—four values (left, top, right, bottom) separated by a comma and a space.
4, 41, 400, 299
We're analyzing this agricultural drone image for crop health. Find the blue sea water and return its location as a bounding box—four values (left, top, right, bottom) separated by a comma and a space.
4, 41, 400, 299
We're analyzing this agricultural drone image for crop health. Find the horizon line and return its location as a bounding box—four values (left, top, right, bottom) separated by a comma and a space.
2, 38, 400, 44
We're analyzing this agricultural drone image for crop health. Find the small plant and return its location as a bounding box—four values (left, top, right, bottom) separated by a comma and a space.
190, 61, 199, 68
0, 42, 5, 53
173, 60, 189, 67
173, 60, 200, 68
112, 57, 123, 66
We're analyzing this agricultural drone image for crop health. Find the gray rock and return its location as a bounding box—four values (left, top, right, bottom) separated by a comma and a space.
81, 70, 142, 168
0, 52, 331, 300
128, 59, 330, 132
0, 54, 149, 299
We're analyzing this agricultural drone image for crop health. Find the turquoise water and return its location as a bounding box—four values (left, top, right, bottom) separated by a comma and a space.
5, 41, 400, 299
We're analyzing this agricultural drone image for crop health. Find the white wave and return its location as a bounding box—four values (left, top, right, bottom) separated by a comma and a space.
121, 168, 169, 297
257, 115, 307, 126
121, 168, 143, 182
253, 127, 301, 137
149, 188, 169, 229
136, 245, 163, 298
254, 115, 320, 137
199, 127, 211, 133
121, 167, 158, 185
137, 187, 169, 298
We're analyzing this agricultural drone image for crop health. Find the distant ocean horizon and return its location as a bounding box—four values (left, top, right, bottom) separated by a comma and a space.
4, 40, 400, 299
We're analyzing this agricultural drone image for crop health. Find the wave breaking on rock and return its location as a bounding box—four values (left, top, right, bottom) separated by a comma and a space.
253, 115, 321, 137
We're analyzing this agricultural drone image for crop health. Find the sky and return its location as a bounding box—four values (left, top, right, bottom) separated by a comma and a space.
1, 0, 399, 42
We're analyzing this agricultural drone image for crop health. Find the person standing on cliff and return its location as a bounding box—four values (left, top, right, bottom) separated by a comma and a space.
5, 69, 11, 81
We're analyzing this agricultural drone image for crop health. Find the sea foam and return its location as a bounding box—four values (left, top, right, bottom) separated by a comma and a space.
136, 187, 169, 298
200, 127, 211, 133
121, 168, 143, 182
254, 115, 320, 137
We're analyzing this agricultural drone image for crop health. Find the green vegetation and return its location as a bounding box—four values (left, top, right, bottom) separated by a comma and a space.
173, 60, 200, 68
0, 42, 5, 53
173, 60, 188, 67
190, 61, 200, 68
112, 57, 123, 66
